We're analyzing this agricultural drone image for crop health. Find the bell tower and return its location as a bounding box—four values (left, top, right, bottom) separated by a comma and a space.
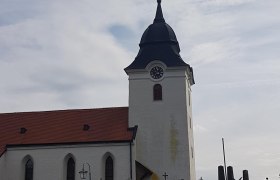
125, 1, 196, 180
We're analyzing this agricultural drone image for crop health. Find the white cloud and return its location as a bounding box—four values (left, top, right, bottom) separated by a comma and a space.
194, 124, 208, 133
201, 0, 255, 6
190, 39, 239, 66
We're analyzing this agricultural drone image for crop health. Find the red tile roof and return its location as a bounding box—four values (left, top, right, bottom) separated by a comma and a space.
0, 107, 133, 156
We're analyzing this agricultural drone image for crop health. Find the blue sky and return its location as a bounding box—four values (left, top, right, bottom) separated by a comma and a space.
0, 0, 280, 179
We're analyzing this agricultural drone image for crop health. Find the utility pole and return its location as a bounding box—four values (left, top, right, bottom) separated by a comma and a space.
222, 138, 227, 180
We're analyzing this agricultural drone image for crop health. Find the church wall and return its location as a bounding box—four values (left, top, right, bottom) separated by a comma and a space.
128, 68, 196, 180
186, 76, 196, 180
2, 143, 132, 180
0, 154, 7, 179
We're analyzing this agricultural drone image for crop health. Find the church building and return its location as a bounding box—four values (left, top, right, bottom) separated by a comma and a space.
0, 1, 195, 180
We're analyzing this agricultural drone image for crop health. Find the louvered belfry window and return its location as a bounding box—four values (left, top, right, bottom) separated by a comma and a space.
105, 156, 113, 180
153, 84, 162, 101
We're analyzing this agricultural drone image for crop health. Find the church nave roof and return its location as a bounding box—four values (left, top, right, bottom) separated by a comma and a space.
0, 107, 134, 156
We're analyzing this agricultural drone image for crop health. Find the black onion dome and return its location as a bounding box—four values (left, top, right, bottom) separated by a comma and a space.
140, 22, 179, 47
125, 0, 188, 71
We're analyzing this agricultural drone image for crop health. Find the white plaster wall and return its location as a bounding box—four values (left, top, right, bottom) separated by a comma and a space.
0, 153, 7, 179
1, 143, 132, 180
187, 82, 196, 180
131, 141, 137, 180
128, 65, 196, 180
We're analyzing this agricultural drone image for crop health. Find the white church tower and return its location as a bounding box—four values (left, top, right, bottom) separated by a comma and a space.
125, 1, 196, 180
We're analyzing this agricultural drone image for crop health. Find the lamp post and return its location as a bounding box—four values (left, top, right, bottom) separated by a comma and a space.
79, 163, 92, 180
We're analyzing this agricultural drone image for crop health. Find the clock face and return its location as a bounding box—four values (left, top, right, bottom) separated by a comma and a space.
150, 66, 164, 79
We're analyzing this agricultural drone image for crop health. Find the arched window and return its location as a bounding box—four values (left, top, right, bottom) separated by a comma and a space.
67, 157, 75, 180
153, 84, 162, 101
105, 156, 113, 180
25, 159, 33, 180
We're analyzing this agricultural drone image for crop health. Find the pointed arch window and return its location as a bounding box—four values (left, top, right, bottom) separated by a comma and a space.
25, 159, 33, 180
105, 156, 114, 180
67, 157, 75, 180
153, 84, 162, 101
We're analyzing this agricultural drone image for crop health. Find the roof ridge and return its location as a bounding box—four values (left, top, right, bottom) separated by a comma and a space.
0, 106, 128, 115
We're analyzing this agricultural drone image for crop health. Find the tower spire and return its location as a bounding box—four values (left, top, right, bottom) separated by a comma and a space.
154, 0, 165, 23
